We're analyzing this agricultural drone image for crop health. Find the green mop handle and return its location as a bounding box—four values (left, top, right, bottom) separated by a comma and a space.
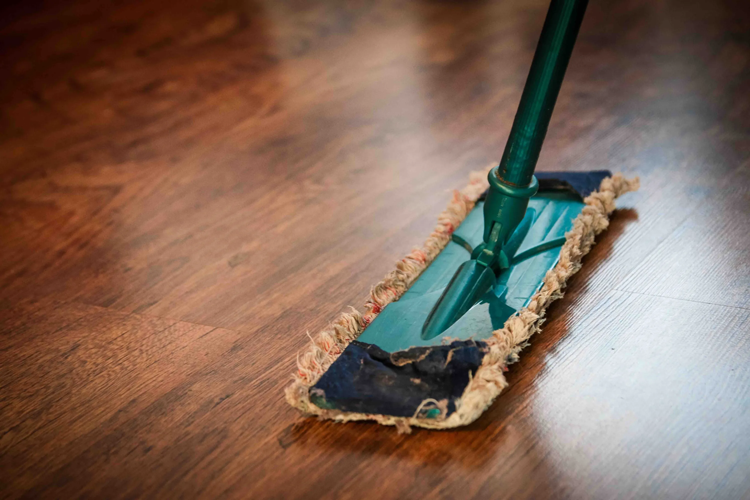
422, 0, 590, 339
497, 0, 589, 187
477, 0, 589, 270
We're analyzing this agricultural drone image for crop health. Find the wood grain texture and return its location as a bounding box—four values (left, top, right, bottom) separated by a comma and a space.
1, 0, 749, 498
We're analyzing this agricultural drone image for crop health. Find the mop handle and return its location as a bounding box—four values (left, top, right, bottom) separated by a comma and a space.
497, 0, 589, 187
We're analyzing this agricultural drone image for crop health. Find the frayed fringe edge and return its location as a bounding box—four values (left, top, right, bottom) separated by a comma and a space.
285, 168, 639, 433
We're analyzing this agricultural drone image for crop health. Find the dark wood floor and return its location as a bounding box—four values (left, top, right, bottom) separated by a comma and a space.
1, 0, 749, 498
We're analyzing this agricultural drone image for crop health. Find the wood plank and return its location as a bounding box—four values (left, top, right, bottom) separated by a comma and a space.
620, 164, 750, 309
0, 0, 749, 498
0, 301, 252, 494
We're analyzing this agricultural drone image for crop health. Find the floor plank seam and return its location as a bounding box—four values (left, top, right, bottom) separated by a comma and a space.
611, 289, 750, 311
63, 298, 236, 333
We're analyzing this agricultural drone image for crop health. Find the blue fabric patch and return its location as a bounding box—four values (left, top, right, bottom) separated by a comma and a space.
310, 340, 488, 418
535, 170, 612, 198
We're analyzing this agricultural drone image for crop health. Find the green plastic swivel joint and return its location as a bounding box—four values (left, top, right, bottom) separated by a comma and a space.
473, 169, 539, 273
420, 170, 538, 341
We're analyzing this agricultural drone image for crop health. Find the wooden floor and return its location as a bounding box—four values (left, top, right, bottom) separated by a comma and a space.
1, 0, 749, 498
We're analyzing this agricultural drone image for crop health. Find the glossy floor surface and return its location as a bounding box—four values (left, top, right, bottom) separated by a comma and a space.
1, 0, 749, 498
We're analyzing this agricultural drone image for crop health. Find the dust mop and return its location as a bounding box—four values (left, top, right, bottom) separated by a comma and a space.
285, 0, 638, 432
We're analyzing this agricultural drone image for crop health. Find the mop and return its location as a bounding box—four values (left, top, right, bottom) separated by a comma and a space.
285, 0, 639, 433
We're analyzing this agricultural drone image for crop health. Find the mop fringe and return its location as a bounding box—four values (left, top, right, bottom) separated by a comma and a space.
285, 167, 639, 433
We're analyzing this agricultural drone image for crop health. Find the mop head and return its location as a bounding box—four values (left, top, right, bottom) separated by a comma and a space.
285, 167, 639, 433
